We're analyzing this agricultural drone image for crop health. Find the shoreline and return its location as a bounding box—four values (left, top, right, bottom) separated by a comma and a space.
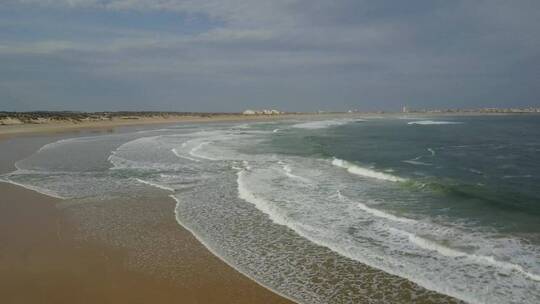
0, 113, 307, 139
0, 130, 295, 303
2, 111, 533, 139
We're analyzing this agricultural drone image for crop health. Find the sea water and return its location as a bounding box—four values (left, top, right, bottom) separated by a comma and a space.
1, 116, 539, 303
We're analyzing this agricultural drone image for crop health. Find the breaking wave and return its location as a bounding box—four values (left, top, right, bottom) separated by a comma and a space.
292, 119, 362, 129
408, 121, 463, 125
332, 158, 406, 182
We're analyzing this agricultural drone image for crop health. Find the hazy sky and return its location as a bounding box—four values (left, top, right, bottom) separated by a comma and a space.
1, 1, 539, 112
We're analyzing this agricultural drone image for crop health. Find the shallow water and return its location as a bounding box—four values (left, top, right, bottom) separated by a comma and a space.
2, 115, 539, 303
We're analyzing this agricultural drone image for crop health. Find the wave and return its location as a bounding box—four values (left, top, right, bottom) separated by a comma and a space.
35, 136, 108, 153
135, 178, 175, 192
403, 160, 432, 166
292, 119, 361, 130
467, 168, 483, 175
408, 121, 463, 125
502, 175, 533, 179
189, 142, 219, 161
37, 138, 78, 153
397, 116, 422, 120
337, 191, 416, 224
237, 168, 289, 226
281, 164, 312, 183
235, 166, 482, 303
233, 124, 250, 129
388, 227, 540, 282
331, 158, 406, 182
171, 148, 200, 162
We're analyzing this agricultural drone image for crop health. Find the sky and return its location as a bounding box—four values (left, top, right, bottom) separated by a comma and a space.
0, 1, 539, 112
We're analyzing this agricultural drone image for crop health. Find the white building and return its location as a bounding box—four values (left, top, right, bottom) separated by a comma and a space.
243, 109, 282, 115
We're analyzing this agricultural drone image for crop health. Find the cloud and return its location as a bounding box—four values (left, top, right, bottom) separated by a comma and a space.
1, 1, 539, 111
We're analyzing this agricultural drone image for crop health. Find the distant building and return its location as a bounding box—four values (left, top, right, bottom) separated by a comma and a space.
242, 109, 282, 115
402, 106, 410, 113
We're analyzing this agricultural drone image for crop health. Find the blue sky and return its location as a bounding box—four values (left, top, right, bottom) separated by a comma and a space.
1, 1, 539, 112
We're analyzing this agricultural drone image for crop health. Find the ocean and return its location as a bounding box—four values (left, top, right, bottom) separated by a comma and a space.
1, 115, 539, 303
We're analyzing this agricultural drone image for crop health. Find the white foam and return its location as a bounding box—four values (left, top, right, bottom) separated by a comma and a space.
35, 136, 105, 153
389, 228, 540, 281
332, 158, 406, 182
403, 160, 432, 166
408, 121, 463, 125
292, 119, 360, 130
337, 191, 416, 224
502, 175, 533, 179
135, 178, 175, 192
189, 142, 219, 161
237, 169, 288, 226
397, 116, 421, 120
282, 164, 312, 183
468, 168, 483, 175
233, 124, 250, 129
171, 148, 200, 162
389, 227, 467, 258
427, 148, 436, 156
273, 129, 280, 133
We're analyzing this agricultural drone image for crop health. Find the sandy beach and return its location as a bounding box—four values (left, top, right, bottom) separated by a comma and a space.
0, 113, 310, 139
0, 127, 294, 303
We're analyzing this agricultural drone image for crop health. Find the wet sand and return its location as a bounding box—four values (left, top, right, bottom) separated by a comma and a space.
0, 182, 293, 304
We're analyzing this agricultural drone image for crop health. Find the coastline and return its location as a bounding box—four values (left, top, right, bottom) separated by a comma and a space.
0, 128, 295, 303
2, 111, 528, 139
0, 113, 304, 139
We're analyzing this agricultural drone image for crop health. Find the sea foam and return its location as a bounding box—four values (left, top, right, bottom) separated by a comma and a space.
332, 158, 406, 182
135, 178, 175, 192
388, 227, 540, 281
408, 121, 463, 125
171, 148, 200, 162
237, 167, 289, 226
337, 190, 416, 224
281, 164, 312, 183
292, 119, 362, 130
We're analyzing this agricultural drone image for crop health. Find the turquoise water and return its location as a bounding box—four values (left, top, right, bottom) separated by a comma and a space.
1, 116, 539, 303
